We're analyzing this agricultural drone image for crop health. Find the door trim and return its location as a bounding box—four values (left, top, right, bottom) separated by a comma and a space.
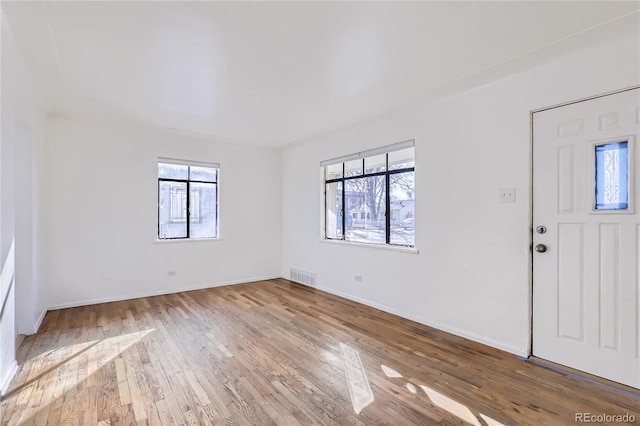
528, 85, 640, 357
532, 85, 640, 115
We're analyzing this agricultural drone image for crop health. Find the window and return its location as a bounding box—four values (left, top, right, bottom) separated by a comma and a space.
322, 140, 415, 247
158, 160, 218, 239
595, 141, 629, 210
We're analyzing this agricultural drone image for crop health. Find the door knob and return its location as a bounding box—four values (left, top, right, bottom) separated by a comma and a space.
535, 244, 548, 253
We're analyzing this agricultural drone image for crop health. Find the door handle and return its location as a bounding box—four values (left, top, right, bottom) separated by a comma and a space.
535, 244, 548, 253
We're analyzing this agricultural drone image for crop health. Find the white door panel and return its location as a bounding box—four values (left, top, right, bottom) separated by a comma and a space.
533, 88, 640, 389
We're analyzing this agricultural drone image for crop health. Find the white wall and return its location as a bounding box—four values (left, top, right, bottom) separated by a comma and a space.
43, 118, 282, 308
281, 33, 640, 356
1, 15, 47, 394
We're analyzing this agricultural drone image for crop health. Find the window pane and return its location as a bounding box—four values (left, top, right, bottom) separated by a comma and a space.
345, 159, 363, 177
365, 154, 386, 173
390, 172, 415, 246
158, 163, 188, 179
158, 181, 187, 238
345, 176, 385, 244
190, 166, 217, 183
190, 183, 217, 238
326, 163, 343, 180
595, 141, 629, 210
325, 182, 343, 238
388, 147, 414, 170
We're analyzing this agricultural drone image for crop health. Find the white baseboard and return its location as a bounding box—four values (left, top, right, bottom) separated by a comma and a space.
46, 275, 281, 311
0, 360, 18, 397
307, 283, 527, 357
32, 308, 47, 334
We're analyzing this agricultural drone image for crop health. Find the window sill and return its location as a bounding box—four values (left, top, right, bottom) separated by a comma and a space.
154, 237, 223, 244
318, 238, 419, 254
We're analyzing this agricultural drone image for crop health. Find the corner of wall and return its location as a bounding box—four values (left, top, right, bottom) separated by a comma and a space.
0, 360, 18, 397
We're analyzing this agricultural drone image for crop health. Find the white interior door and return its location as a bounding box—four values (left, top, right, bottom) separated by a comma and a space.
533, 88, 640, 389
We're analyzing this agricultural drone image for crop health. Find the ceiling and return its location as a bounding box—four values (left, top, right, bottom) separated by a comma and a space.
3, 1, 639, 146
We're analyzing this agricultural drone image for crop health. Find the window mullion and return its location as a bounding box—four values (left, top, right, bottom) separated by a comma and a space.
341, 178, 346, 240
385, 153, 390, 244
342, 163, 345, 240
186, 171, 191, 238
385, 171, 391, 244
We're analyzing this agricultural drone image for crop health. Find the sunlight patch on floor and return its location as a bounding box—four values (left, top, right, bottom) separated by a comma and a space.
420, 384, 481, 426
4, 329, 155, 423
86, 329, 154, 378
480, 413, 507, 426
340, 342, 374, 414
381, 364, 403, 378
420, 384, 505, 426
379, 363, 509, 426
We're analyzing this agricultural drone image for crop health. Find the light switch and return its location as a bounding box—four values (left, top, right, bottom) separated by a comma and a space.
499, 187, 516, 203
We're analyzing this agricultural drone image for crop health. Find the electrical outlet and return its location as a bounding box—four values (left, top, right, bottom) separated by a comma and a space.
355, 275, 363, 282
499, 187, 516, 203
167, 271, 177, 277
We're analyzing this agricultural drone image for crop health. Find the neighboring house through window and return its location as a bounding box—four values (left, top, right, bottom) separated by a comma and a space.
158, 160, 219, 239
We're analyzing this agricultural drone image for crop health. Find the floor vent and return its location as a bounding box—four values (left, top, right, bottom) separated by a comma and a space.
289, 267, 317, 287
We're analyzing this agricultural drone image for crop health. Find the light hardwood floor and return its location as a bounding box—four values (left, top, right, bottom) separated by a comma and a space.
1, 279, 638, 425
